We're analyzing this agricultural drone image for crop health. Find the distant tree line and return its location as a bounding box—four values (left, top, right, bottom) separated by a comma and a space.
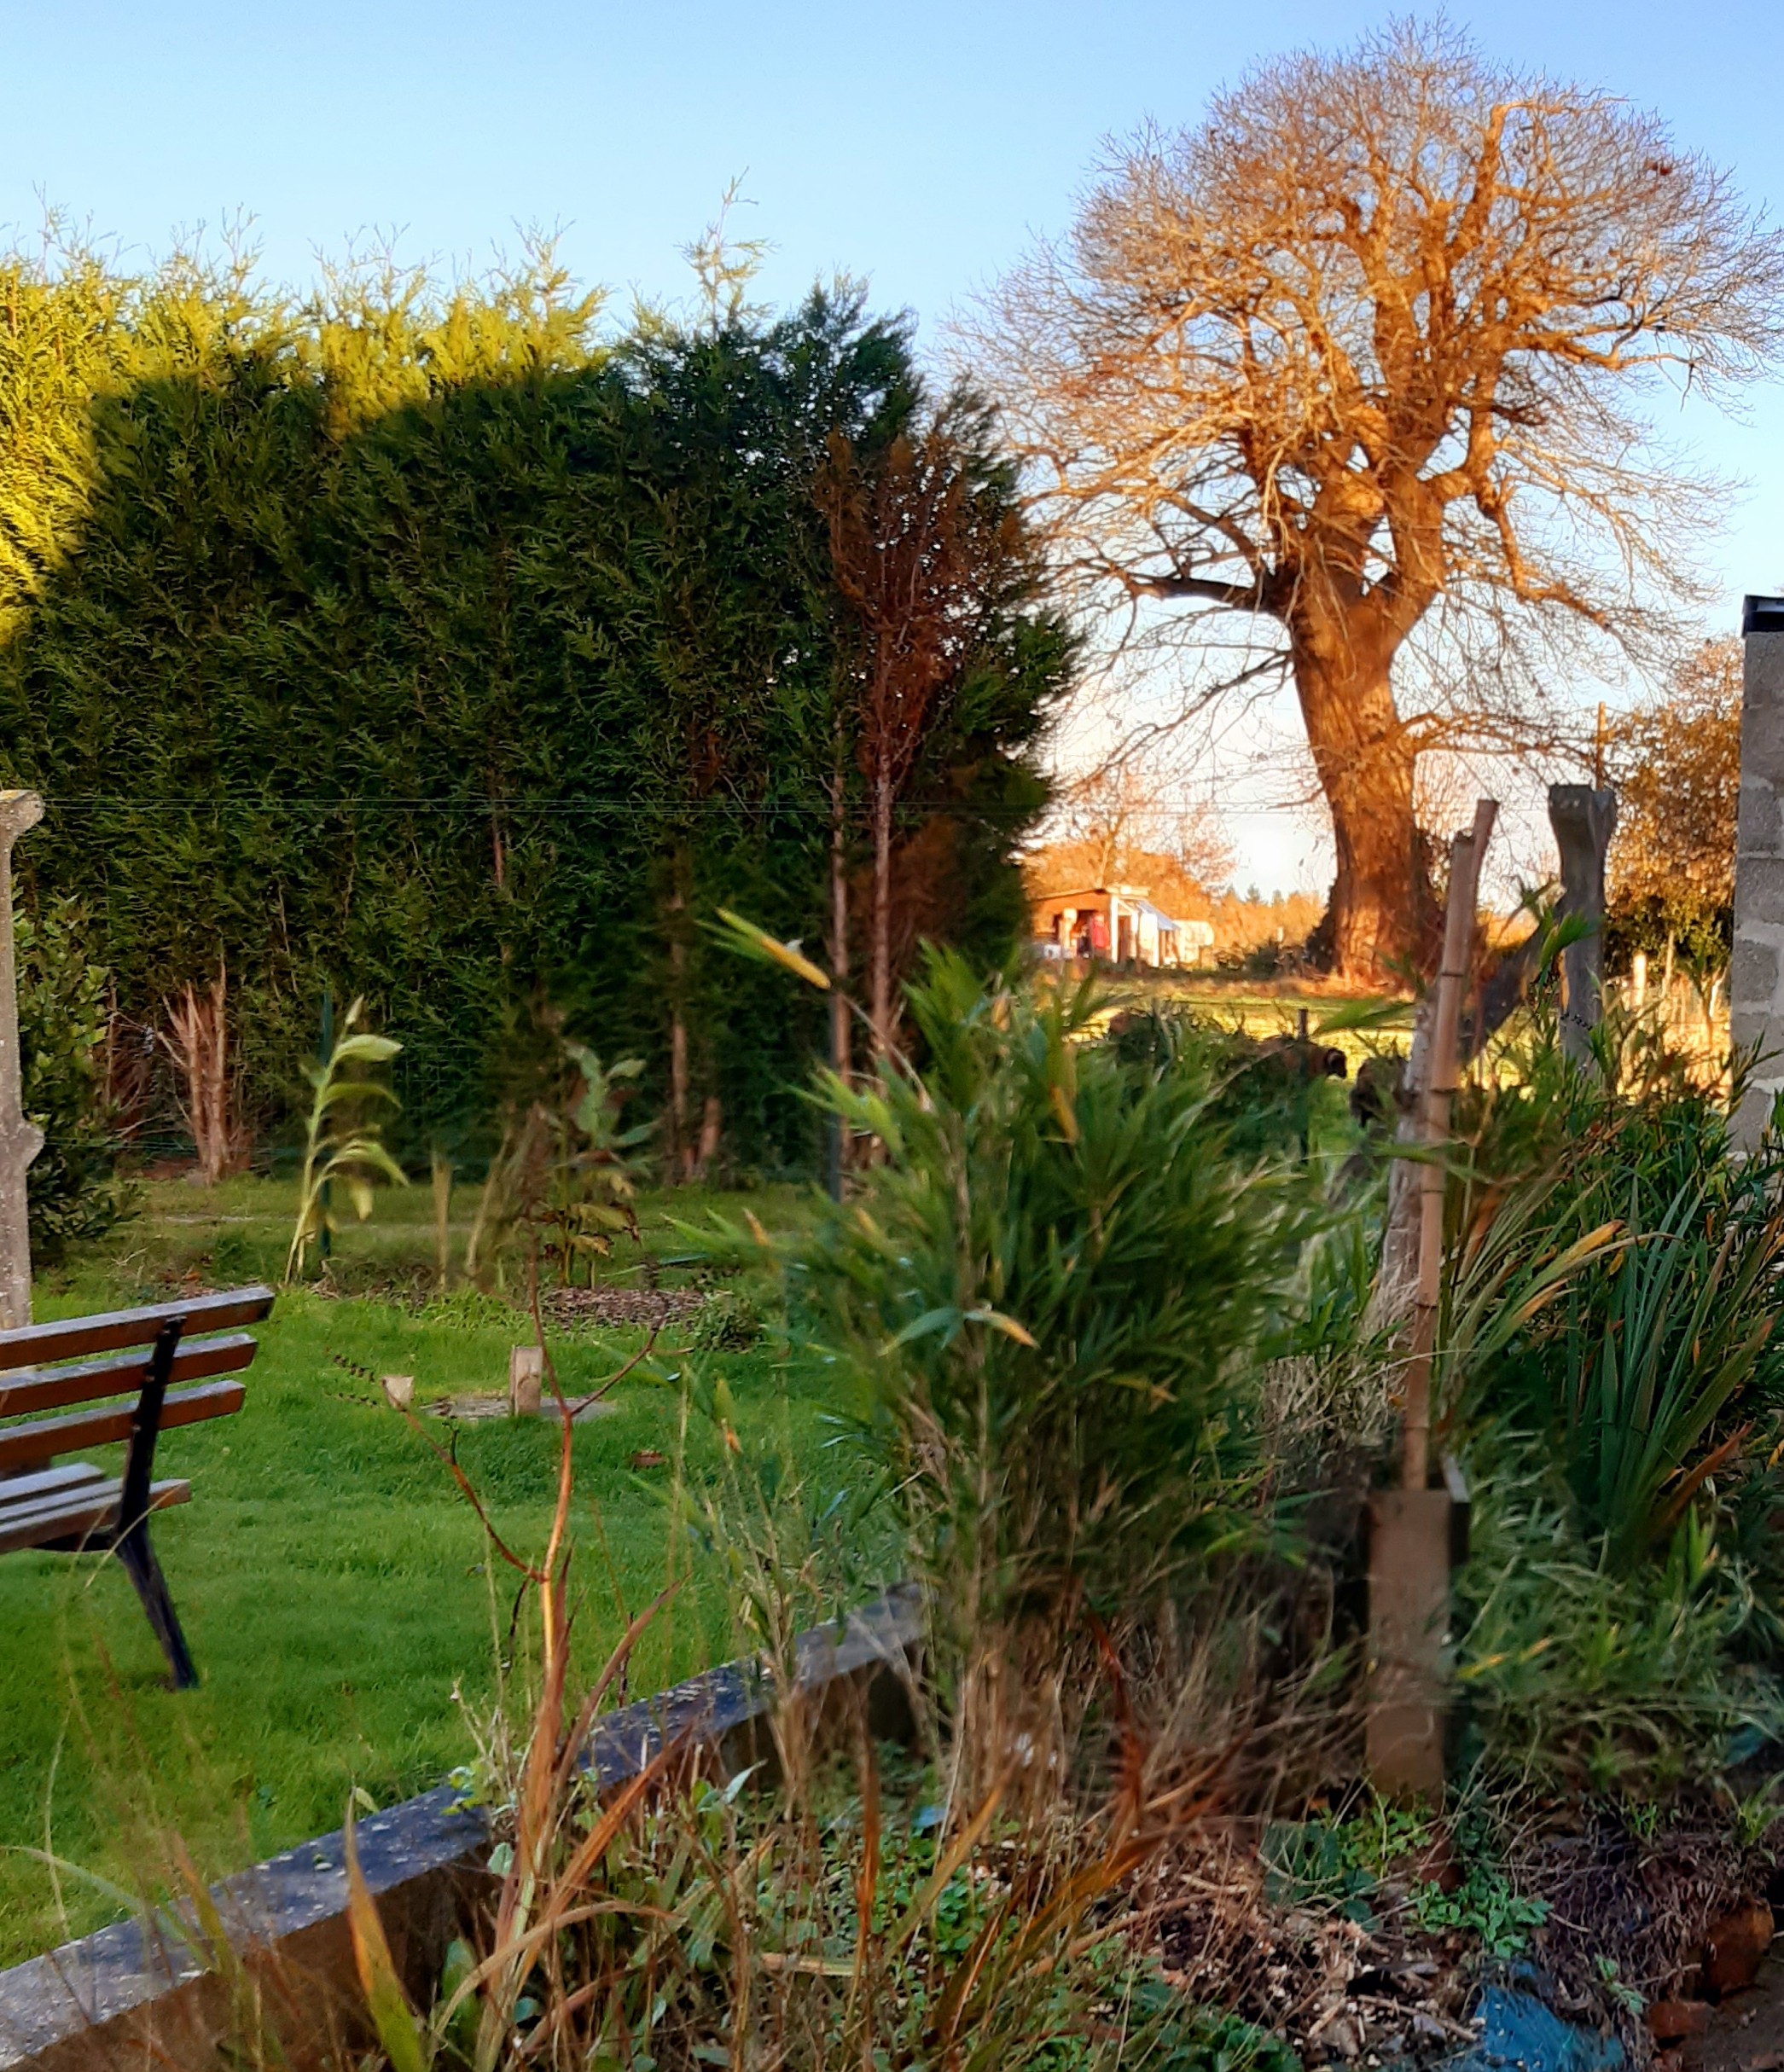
1606, 640, 1739, 971
0, 239, 1070, 1174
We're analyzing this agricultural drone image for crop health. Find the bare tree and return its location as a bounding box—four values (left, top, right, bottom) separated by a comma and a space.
968, 22, 1784, 977
1055, 752, 1232, 887
816, 406, 1031, 1059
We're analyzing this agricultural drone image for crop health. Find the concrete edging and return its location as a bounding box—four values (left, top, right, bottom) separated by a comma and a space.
0, 1585, 921, 2072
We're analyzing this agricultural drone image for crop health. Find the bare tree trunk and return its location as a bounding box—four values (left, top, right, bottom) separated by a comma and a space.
829, 785, 851, 1079
669, 982, 689, 1181
1296, 644, 1429, 981
694, 1095, 723, 1180
828, 763, 851, 1200
431, 1146, 454, 1294
666, 855, 692, 1181
203, 969, 227, 1173
1549, 784, 1618, 1066
870, 769, 893, 1064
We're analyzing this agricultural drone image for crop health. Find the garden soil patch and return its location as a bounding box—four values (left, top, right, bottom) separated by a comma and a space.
1136, 1813, 1775, 2069
1139, 1822, 1476, 2065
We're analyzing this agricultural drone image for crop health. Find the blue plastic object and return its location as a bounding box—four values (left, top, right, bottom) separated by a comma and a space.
1444, 1985, 1624, 2072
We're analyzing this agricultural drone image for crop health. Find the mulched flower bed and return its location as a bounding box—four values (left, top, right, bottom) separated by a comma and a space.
534, 1286, 706, 1329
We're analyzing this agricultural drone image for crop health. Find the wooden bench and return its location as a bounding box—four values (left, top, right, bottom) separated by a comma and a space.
0, 1284, 276, 1688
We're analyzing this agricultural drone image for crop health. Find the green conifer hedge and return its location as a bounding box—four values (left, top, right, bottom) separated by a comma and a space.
0, 244, 1067, 1173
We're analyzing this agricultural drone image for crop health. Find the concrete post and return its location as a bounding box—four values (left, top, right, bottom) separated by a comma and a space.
509, 1344, 544, 1418
1732, 595, 1784, 1152
0, 791, 44, 1330
1548, 784, 1618, 1065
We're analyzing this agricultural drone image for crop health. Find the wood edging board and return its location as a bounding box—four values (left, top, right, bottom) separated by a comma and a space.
0, 1584, 921, 2072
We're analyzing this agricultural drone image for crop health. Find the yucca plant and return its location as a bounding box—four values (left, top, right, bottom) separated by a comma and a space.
1445, 1162, 1784, 1571
1554, 1181, 1783, 1569
1453, 1420, 1784, 1791
284, 997, 406, 1281
1435, 985, 1784, 1564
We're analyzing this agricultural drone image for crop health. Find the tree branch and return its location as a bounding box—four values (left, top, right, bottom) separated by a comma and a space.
1120, 569, 1282, 615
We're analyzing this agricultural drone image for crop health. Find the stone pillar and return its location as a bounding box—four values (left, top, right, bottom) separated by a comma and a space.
1548, 784, 1618, 1065
1732, 595, 1784, 1152
0, 791, 44, 1330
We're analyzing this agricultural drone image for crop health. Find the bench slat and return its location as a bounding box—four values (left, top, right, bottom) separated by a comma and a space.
0, 1286, 275, 1375
0, 1461, 107, 1507
0, 1333, 259, 1420
0, 1481, 143, 1541
0, 1478, 189, 1557
0, 1380, 246, 1477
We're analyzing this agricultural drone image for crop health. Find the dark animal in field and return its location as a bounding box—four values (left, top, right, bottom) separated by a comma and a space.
1107, 1008, 1345, 1082
1104, 1009, 1346, 1158
1244, 1032, 1349, 1088
1350, 1053, 1403, 1135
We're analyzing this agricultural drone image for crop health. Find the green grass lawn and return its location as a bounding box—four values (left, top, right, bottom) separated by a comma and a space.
0, 1175, 862, 1965
1101, 973, 1415, 1053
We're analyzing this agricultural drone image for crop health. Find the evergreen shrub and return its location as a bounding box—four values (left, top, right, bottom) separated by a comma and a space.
17, 897, 131, 1259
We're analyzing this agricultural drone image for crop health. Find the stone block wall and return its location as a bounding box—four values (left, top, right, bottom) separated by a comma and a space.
1731, 597, 1784, 1151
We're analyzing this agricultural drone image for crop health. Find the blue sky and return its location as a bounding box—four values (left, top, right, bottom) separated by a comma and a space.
5, 0, 1784, 887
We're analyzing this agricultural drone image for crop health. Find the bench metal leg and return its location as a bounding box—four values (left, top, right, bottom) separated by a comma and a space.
117, 1524, 198, 1690
113, 1316, 198, 1688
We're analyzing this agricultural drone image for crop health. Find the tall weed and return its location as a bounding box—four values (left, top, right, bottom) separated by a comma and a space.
285, 997, 406, 1281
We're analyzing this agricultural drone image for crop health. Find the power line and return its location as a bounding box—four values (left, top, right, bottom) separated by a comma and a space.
18, 793, 1322, 816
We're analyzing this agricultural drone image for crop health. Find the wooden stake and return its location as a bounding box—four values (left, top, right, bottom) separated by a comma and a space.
1402, 798, 1496, 1494
1367, 798, 1496, 1801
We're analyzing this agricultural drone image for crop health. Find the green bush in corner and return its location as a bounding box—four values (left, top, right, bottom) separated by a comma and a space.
18, 895, 131, 1262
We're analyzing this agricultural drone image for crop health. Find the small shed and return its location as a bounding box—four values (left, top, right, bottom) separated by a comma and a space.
1030, 885, 1212, 967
